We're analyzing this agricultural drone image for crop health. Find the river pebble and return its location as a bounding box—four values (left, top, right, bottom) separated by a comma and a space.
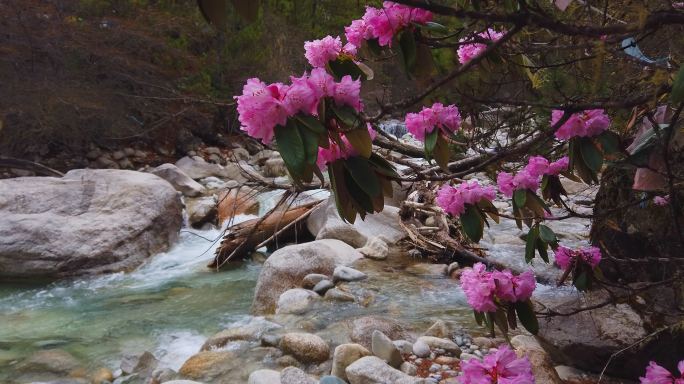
434, 348, 446, 355
414, 358, 423, 365
429, 363, 441, 372
474, 350, 483, 357
455, 337, 464, 346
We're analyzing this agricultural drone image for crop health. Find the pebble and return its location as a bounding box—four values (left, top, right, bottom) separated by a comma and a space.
434, 348, 446, 355
462, 349, 472, 354
455, 337, 464, 346
425, 379, 438, 384
429, 352, 436, 360
470, 345, 479, 350
409, 355, 417, 360
413, 341, 431, 358
474, 350, 483, 357
430, 373, 442, 381
442, 365, 450, 370
481, 349, 488, 354
490, 348, 498, 353
414, 358, 423, 365
429, 364, 441, 372
313, 280, 335, 295
332, 266, 367, 283
446, 370, 458, 375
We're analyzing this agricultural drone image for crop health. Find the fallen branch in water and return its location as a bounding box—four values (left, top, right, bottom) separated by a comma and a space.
0, 157, 64, 177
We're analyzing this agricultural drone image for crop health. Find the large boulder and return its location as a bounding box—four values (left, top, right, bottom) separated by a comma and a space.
307, 197, 405, 248
151, 164, 205, 197
176, 157, 254, 182
252, 239, 363, 315
178, 351, 236, 380
0, 170, 183, 278
331, 344, 372, 381
276, 288, 321, 315
279, 333, 330, 364
185, 196, 218, 228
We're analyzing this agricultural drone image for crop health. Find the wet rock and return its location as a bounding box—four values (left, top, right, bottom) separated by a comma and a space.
279, 366, 318, 384
320, 376, 347, 384
302, 273, 329, 289
151, 368, 178, 383
92, 367, 114, 384
372, 330, 404, 368
261, 334, 281, 348
248, 369, 281, 384
185, 196, 218, 227
276, 289, 320, 315
17, 348, 81, 375
348, 316, 408, 350
120, 351, 158, 375
345, 356, 412, 384
151, 164, 206, 197
324, 288, 356, 302
280, 333, 330, 364
406, 263, 447, 277
447, 262, 459, 276
400, 362, 418, 375
201, 325, 261, 351
416, 337, 461, 357
178, 351, 236, 380
313, 280, 335, 295
113, 373, 145, 384
333, 266, 367, 283
252, 240, 363, 315
276, 355, 302, 368
515, 345, 562, 384
331, 343, 372, 381
307, 196, 404, 248
356, 236, 389, 260
424, 320, 450, 338
412, 341, 430, 358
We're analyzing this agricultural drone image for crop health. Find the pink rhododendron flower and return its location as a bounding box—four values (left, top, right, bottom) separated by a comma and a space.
639, 360, 684, 384
235, 78, 290, 144
457, 28, 506, 65
496, 167, 541, 198
432, 103, 462, 133
461, 263, 537, 314
490, 270, 536, 303
345, 19, 367, 47
459, 345, 535, 384
551, 109, 611, 140
655, 195, 669, 206
527, 156, 550, 178
548, 157, 570, 176
497, 172, 515, 198
316, 124, 376, 169
405, 103, 461, 141
437, 181, 495, 216
307, 68, 336, 99
461, 263, 497, 313
344, 3, 433, 48
342, 42, 357, 56
283, 72, 316, 115
554, 246, 602, 270
332, 75, 363, 110
304, 35, 343, 68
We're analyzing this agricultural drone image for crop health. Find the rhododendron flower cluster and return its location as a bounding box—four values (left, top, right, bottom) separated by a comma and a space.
344, 2, 433, 48
436, 181, 496, 216
497, 156, 569, 197
316, 124, 377, 169
459, 345, 535, 384
655, 195, 670, 206
235, 69, 362, 144
304, 35, 357, 68
457, 28, 506, 64
460, 263, 536, 313
640, 360, 684, 384
405, 103, 461, 141
550, 109, 611, 140
554, 246, 602, 270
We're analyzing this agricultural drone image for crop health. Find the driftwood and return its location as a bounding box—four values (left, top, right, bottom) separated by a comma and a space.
0, 157, 64, 177
208, 199, 323, 268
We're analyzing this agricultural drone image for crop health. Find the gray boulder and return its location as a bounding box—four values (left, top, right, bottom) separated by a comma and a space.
252, 240, 363, 315
331, 343, 372, 381
280, 333, 330, 364
185, 196, 218, 227
276, 288, 320, 315
371, 331, 404, 368
324, 288, 356, 302
0, 170, 182, 278
416, 337, 461, 357
356, 236, 389, 260
151, 164, 206, 197
313, 280, 335, 296
347, 316, 408, 350
120, 351, 158, 375
333, 266, 367, 283
345, 356, 412, 384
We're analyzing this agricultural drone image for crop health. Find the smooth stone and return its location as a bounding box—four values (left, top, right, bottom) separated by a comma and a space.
435, 356, 459, 365
201, 325, 260, 351
424, 320, 450, 339
356, 236, 389, 260
324, 288, 356, 302
414, 358, 423, 365
470, 345, 479, 350
515, 345, 563, 384
301, 273, 329, 289
279, 366, 318, 384
460, 353, 478, 362
163, 381, 204, 384
276, 288, 320, 315
276, 355, 302, 369
446, 262, 460, 276
405, 263, 447, 277
121, 351, 158, 375
474, 350, 483, 357
344, 356, 412, 384
261, 334, 281, 348
347, 316, 408, 350
331, 343, 372, 381
178, 351, 236, 380
393, 340, 414, 355
248, 369, 281, 384
280, 333, 330, 364
371, 330, 404, 368
333, 266, 367, 283
151, 368, 178, 383
434, 348, 445, 355
313, 280, 335, 295
92, 368, 114, 384
400, 362, 417, 376
320, 376, 347, 384
17, 349, 81, 374
416, 337, 461, 357
412, 341, 431, 358
472, 337, 498, 349
151, 163, 206, 197
429, 363, 440, 372
455, 337, 464, 346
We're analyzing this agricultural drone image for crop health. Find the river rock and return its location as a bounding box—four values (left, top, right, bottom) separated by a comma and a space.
263, 156, 287, 177
345, 356, 413, 384
313, 280, 335, 295
400, 362, 418, 375
249, 150, 274, 166
92, 367, 114, 384
276, 355, 302, 368
356, 236, 389, 260
151, 164, 206, 197
276, 289, 320, 314
217, 186, 260, 226
17, 349, 81, 374
348, 316, 408, 350
201, 325, 261, 351
185, 196, 218, 227
416, 337, 461, 356
446, 262, 459, 276
120, 351, 158, 375
515, 345, 562, 384
460, 353, 478, 362
279, 366, 318, 384
178, 351, 236, 380
261, 334, 281, 348
320, 376, 347, 384
248, 369, 281, 384
175, 156, 226, 180
252, 239, 363, 315
324, 288, 356, 302
412, 341, 430, 358
331, 343, 372, 381
424, 320, 450, 338
151, 368, 178, 383
301, 273, 329, 289
333, 266, 367, 283
372, 330, 404, 368
280, 333, 330, 364
307, 196, 404, 248
393, 340, 414, 355
0, 170, 183, 278
472, 337, 498, 349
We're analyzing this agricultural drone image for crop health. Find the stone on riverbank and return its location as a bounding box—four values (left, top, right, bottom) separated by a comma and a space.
92, 367, 114, 384
371, 330, 404, 368
345, 356, 413, 384
301, 273, 329, 289
347, 316, 408, 350
333, 266, 367, 283
120, 351, 158, 375
515, 344, 562, 384
178, 351, 236, 380
331, 343, 372, 381
356, 236, 389, 260
17, 349, 81, 375
276, 289, 320, 315
201, 325, 261, 351
279, 333, 330, 364
0, 169, 183, 278
151, 163, 205, 197
416, 337, 461, 357
247, 369, 281, 384
252, 240, 363, 315
424, 320, 450, 338
279, 366, 318, 384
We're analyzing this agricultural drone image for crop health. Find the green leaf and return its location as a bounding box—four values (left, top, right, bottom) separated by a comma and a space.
400, 29, 417, 73
392, 36, 406, 73
539, 225, 557, 245
461, 203, 484, 243
504, 0, 514, 12
274, 120, 305, 176
414, 43, 437, 77
671, 64, 684, 104
343, 167, 375, 213
344, 129, 372, 158
525, 225, 538, 263
329, 58, 367, 81
513, 204, 523, 230
368, 153, 400, 178
574, 272, 588, 292
541, 174, 548, 191
366, 38, 383, 56
343, 156, 382, 198
474, 310, 484, 326
595, 131, 619, 157
471, 0, 481, 11
489, 51, 504, 65
580, 137, 604, 172
331, 105, 360, 128
433, 134, 451, 173
529, 192, 552, 215
515, 300, 539, 335
514, 189, 527, 208
494, 306, 509, 339
410, 21, 448, 34
424, 128, 439, 162
296, 122, 319, 166
536, 240, 549, 263
295, 114, 326, 135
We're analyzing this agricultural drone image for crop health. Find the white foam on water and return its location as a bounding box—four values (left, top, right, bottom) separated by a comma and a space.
154, 330, 207, 371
